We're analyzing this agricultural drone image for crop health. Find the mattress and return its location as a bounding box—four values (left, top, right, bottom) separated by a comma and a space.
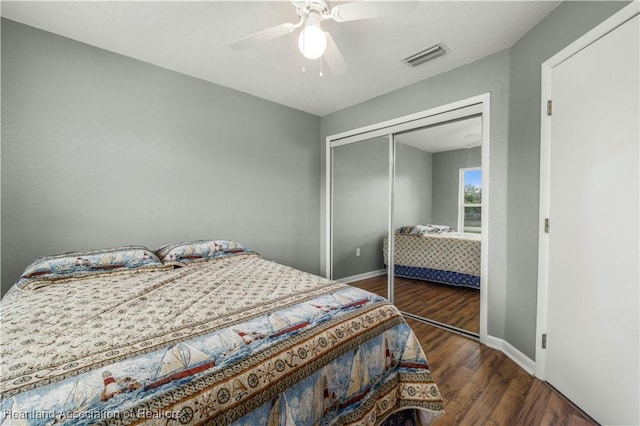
384, 232, 481, 288
0, 251, 444, 425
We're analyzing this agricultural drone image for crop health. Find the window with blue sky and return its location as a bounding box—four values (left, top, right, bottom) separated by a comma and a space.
460, 168, 482, 233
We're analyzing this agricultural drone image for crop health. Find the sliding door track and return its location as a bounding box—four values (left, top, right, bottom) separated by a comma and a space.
401, 310, 480, 341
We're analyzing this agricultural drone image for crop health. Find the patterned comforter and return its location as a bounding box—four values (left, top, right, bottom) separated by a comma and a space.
0, 253, 444, 425
384, 233, 481, 289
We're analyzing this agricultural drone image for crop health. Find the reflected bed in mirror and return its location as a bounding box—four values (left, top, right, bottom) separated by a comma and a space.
384, 226, 481, 289
353, 223, 481, 334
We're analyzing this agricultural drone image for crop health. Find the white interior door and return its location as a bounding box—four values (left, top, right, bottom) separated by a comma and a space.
542, 11, 639, 425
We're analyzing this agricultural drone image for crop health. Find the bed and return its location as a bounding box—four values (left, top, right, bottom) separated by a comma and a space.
0, 240, 444, 426
384, 225, 481, 289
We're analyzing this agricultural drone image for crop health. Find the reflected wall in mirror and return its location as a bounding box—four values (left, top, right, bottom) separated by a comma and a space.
331, 136, 389, 299
392, 116, 482, 335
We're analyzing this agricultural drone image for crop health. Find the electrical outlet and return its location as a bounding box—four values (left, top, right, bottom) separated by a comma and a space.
356, 248, 361, 257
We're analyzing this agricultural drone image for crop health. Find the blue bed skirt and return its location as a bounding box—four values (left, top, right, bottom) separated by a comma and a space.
394, 264, 480, 289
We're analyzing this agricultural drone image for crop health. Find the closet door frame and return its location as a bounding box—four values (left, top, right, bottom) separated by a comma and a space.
325, 93, 491, 344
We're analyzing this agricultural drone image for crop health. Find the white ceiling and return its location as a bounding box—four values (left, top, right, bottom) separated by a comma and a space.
396, 115, 482, 153
0, 0, 559, 117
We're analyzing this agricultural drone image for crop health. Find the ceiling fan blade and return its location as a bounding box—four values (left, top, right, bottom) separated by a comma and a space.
324, 33, 347, 75
331, 1, 418, 22
230, 23, 296, 50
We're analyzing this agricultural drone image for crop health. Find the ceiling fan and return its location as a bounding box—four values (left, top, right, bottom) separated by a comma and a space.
230, 0, 418, 75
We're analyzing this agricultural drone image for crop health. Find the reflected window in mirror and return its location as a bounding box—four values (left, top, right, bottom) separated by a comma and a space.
459, 167, 482, 234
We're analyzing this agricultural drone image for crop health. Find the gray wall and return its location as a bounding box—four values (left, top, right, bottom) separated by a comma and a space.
322, 1, 628, 359
394, 143, 433, 228
1, 19, 321, 296
431, 146, 481, 229
332, 137, 388, 279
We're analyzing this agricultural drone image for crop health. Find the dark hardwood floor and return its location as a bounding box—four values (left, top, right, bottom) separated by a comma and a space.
349, 275, 596, 425
350, 275, 480, 333
405, 319, 597, 426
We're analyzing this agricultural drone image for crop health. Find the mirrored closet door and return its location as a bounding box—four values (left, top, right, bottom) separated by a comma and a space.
327, 96, 488, 339
392, 118, 482, 335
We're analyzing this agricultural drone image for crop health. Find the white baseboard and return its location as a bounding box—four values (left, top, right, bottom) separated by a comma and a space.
337, 269, 387, 284
485, 336, 536, 375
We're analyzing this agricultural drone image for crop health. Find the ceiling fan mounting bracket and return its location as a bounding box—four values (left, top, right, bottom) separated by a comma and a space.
294, 0, 331, 21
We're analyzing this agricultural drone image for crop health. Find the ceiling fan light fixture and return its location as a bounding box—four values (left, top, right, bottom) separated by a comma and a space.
298, 21, 327, 59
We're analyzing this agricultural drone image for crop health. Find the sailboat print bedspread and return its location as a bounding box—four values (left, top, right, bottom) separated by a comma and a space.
0, 252, 444, 425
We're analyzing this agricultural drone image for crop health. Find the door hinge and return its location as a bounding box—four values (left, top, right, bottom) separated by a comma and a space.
542, 333, 547, 349
547, 100, 553, 116
544, 218, 550, 233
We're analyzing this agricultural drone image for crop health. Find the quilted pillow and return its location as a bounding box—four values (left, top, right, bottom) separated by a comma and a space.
396, 224, 454, 235
420, 224, 453, 234
16, 246, 168, 290
155, 240, 255, 266
396, 226, 416, 235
